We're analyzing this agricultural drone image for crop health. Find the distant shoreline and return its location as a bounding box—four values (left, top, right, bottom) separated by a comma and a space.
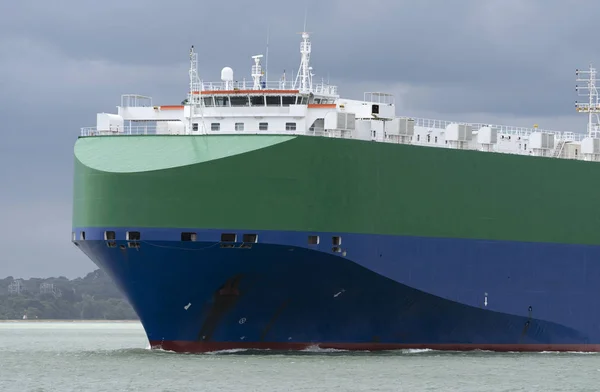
0, 319, 140, 323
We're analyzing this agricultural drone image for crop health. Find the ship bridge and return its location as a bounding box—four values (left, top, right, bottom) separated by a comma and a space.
188, 45, 338, 109
78, 30, 600, 163
194, 81, 337, 108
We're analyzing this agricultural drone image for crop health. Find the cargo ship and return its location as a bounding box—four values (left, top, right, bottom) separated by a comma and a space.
72, 31, 600, 352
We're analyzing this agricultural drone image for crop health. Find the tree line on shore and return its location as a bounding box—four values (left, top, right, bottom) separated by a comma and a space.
0, 269, 137, 320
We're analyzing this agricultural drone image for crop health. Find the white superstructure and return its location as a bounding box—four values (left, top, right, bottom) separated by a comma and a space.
81, 32, 600, 162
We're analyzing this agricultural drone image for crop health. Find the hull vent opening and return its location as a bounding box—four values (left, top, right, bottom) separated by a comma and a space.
105, 231, 116, 247
126, 231, 141, 249
80, 231, 86, 241
126, 231, 141, 241
240, 234, 258, 249
221, 233, 237, 242
308, 235, 319, 245
220, 233, 237, 248
242, 234, 258, 243
181, 232, 197, 242
332, 236, 342, 246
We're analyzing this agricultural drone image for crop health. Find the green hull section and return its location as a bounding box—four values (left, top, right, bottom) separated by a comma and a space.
73, 135, 600, 245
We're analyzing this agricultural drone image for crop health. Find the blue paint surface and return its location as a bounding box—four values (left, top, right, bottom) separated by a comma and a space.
72, 227, 599, 346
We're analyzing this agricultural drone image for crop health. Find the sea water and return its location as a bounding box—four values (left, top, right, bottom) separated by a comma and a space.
0, 321, 599, 392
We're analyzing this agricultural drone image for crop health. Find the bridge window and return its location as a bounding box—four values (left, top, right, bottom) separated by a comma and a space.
266, 96, 280, 106
230, 96, 249, 106
259, 122, 268, 131
282, 96, 296, 106
211, 123, 220, 131
192, 123, 198, 132
251, 96, 265, 106
300, 96, 308, 105
202, 97, 214, 107
286, 122, 297, 131
314, 98, 321, 104
235, 122, 244, 131
214, 96, 229, 107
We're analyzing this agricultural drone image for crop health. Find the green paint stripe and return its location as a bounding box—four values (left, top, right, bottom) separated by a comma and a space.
72, 135, 600, 245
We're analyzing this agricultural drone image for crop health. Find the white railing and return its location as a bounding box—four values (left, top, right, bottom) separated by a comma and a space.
120, 94, 153, 108
80, 125, 358, 138
199, 80, 338, 96
79, 119, 597, 162
413, 117, 586, 141
81, 126, 159, 136
80, 125, 316, 137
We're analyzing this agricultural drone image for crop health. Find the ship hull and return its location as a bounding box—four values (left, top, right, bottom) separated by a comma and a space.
72, 135, 600, 352
74, 227, 600, 352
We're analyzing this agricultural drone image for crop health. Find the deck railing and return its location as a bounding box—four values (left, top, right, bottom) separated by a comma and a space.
199, 81, 338, 96
412, 118, 586, 142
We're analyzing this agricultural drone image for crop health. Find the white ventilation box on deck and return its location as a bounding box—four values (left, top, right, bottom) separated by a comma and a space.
156, 121, 185, 135
476, 126, 498, 145
97, 113, 124, 133
387, 118, 415, 136
354, 119, 372, 140
324, 112, 356, 130
581, 137, 600, 154
445, 123, 472, 142
529, 132, 555, 150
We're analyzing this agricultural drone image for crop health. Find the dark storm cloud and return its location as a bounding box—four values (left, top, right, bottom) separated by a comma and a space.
0, 0, 595, 277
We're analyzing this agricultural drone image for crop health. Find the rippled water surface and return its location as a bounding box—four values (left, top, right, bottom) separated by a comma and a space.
1, 321, 599, 391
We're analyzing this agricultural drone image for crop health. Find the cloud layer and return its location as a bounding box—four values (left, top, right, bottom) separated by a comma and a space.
0, 0, 594, 277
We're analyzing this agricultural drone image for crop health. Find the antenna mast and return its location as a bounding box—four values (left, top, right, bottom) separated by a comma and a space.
188, 45, 205, 134
576, 63, 600, 138
294, 32, 313, 93
251, 55, 264, 90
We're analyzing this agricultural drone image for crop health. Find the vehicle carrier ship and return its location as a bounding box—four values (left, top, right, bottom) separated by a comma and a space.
72, 31, 600, 352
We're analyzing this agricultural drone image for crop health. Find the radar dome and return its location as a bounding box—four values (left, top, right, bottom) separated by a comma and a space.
221, 67, 234, 82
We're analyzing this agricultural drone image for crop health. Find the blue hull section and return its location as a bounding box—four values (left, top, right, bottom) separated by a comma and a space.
72, 227, 600, 351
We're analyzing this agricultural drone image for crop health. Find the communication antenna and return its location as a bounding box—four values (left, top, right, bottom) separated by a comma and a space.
575, 63, 600, 138
265, 25, 270, 83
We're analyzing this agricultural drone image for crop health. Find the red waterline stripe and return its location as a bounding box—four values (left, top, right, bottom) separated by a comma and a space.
150, 340, 600, 353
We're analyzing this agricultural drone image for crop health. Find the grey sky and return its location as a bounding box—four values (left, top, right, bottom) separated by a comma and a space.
0, 0, 594, 278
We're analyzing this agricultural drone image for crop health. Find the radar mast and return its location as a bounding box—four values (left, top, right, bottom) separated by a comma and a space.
576, 64, 600, 138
